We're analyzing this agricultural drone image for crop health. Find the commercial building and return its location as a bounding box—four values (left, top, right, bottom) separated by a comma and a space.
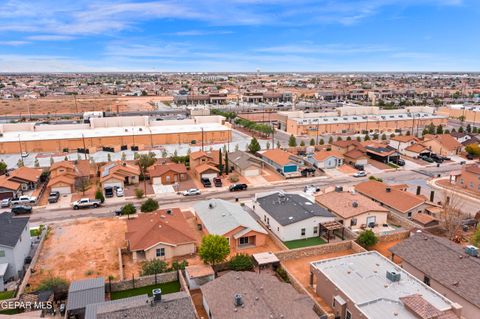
310, 251, 462, 319
390, 232, 480, 319
0, 115, 231, 154
242, 92, 292, 103
438, 104, 480, 125
174, 93, 228, 105
277, 106, 447, 136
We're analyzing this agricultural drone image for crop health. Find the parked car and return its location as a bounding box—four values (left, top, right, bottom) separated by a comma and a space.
354, 164, 365, 170
301, 167, 316, 177
440, 156, 451, 161
11, 195, 37, 206
72, 198, 101, 210
11, 205, 32, 215
201, 178, 212, 188
430, 154, 444, 163
48, 191, 60, 204
353, 171, 367, 178
0, 198, 11, 208
420, 155, 434, 163
229, 183, 248, 191
116, 187, 124, 197
466, 154, 474, 160
104, 186, 114, 198
390, 158, 405, 166
183, 188, 201, 196
213, 177, 222, 187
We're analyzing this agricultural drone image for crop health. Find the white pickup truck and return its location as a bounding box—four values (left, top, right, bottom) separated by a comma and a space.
72, 198, 101, 210
11, 195, 37, 205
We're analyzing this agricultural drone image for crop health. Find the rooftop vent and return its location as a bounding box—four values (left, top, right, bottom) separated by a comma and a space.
166, 209, 172, 215
234, 294, 243, 307
386, 270, 401, 282
386, 187, 391, 193
208, 202, 216, 209
352, 201, 359, 208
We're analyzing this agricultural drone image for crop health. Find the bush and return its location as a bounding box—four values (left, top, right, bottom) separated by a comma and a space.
229, 174, 239, 183
229, 254, 254, 271
356, 229, 378, 248
170, 259, 188, 271
95, 189, 105, 203
134, 188, 144, 199
141, 259, 168, 276
141, 198, 159, 212
37, 276, 69, 294
275, 267, 290, 283
121, 203, 136, 216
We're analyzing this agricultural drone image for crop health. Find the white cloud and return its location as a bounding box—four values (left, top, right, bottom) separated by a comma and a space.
0, 41, 29, 46
26, 35, 75, 41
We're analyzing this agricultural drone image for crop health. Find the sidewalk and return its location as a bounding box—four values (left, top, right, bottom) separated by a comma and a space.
428, 177, 480, 203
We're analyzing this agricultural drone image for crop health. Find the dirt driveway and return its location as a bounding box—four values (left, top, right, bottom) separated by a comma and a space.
29, 217, 127, 288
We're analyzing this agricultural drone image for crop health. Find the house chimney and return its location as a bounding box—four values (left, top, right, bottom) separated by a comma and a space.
416, 186, 421, 195
386, 187, 391, 193
429, 191, 435, 202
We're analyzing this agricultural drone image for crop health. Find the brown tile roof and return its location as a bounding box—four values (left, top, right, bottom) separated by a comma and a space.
100, 162, 140, 182
423, 134, 462, 151
355, 180, 425, 213
261, 149, 296, 165
126, 209, 196, 251
405, 143, 428, 153
465, 164, 480, 175
390, 232, 480, 307
47, 175, 76, 187
50, 161, 75, 171
316, 191, 388, 219
313, 150, 344, 161
343, 149, 367, 159
76, 160, 93, 177
8, 166, 42, 183
189, 151, 208, 160
201, 271, 318, 319
412, 213, 438, 227
194, 163, 219, 175
0, 176, 21, 191
400, 294, 458, 319
148, 163, 187, 178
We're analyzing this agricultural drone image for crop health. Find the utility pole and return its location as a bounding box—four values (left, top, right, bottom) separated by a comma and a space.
74, 95, 79, 115
18, 135, 23, 157
201, 127, 204, 151
82, 134, 87, 160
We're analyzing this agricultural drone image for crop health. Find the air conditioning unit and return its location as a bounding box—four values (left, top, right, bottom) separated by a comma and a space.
386, 270, 401, 282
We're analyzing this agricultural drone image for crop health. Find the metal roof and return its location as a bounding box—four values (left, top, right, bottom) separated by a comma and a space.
311, 251, 457, 319
291, 112, 446, 125
67, 278, 105, 311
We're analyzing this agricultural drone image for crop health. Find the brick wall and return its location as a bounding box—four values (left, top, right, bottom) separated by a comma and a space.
107, 271, 178, 292
387, 211, 419, 229
377, 229, 411, 243
275, 240, 366, 262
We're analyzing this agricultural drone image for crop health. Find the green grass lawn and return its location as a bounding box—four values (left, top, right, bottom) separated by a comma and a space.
284, 237, 326, 249
0, 290, 15, 300
110, 281, 181, 300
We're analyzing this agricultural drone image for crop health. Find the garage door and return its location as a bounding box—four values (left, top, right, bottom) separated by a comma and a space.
201, 173, 218, 180
152, 177, 163, 185
52, 186, 71, 195
0, 192, 14, 200
243, 168, 260, 177
103, 181, 123, 189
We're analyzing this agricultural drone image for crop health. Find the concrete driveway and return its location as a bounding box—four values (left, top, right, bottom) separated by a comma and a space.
46, 194, 72, 209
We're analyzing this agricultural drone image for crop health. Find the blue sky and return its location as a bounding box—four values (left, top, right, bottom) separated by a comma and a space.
0, 0, 478, 72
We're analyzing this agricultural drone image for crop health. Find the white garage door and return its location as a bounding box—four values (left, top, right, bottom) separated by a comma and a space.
51, 186, 71, 195
104, 181, 123, 189
243, 168, 260, 177
201, 173, 218, 180
152, 177, 163, 185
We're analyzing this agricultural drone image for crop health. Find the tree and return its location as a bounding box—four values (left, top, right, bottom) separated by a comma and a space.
444, 129, 450, 134
38, 276, 69, 296
422, 128, 429, 136
229, 254, 254, 271
134, 188, 144, 199
95, 188, 105, 203
328, 136, 333, 144
276, 141, 281, 149
471, 226, 480, 247
459, 126, 464, 133
465, 144, 480, 157
356, 136, 361, 142
0, 161, 7, 174
346, 136, 352, 141
34, 158, 40, 168
473, 127, 478, 134
300, 140, 305, 147
381, 133, 387, 140
199, 234, 230, 268
248, 137, 261, 154
121, 152, 127, 161
141, 259, 168, 276
107, 153, 111, 162
138, 153, 156, 194
218, 148, 223, 175
337, 136, 343, 141
372, 133, 379, 140
141, 198, 159, 212
406, 130, 411, 136
356, 229, 378, 248
458, 115, 466, 122
319, 138, 325, 145
224, 151, 229, 175
439, 190, 466, 241
76, 178, 90, 195
427, 122, 436, 134
436, 124, 444, 134
288, 134, 297, 147
17, 159, 24, 167
266, 141, 271, 149
309, 138, 315, 146
466, 124, 472, 133
234, 144, 240, 152
364, 134, 370, 141
121, 203, 136, 219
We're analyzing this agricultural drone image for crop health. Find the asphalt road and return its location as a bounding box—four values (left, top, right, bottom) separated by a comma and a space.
27, 163, 476, 225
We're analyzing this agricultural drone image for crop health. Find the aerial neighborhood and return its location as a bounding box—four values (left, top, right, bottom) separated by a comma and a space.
1, 70, 480, 319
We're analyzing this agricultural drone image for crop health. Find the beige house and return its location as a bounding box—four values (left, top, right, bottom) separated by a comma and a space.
126, 208, 196, 261
100, 161, 140, 189
316, 190, 389, 230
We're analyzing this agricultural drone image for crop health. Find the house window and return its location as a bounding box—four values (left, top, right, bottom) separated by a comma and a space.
332, 297, 336, 307
264, 215, 267, 222
301, 228, 306, 236
0, 250, 5, 257
350, 218, 357, 226
407, 212, 412, 218
156, 248, 165, 257
424, 275, 431, 286
239, 237, 249, 245
345, 310, 352, 319
277, 227, 279, 232
313, 226, 318, 234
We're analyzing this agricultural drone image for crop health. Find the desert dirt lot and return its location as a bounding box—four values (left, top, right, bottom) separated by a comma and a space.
0, 95, 172, 116
29, 218, 127, 289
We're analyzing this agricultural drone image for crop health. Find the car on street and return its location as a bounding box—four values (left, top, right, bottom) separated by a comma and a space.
0, 198, 11, 208
11, 195, 37, 206
11, 205, 32, 215
201, 178, 212, 188
353, 171, 367, 178
72, 198, 101, 210
183, 188, 201, 196
116, 187, 124, 197
48, 191, 60, 204
420, 155, 434, 163
229, 183, 248, 191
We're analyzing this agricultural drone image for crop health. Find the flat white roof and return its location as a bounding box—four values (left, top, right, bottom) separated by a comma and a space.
291, 112, 446, 125
0, 123, 229, 143
253, 252, 280, 265
311, 251, 455, 319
